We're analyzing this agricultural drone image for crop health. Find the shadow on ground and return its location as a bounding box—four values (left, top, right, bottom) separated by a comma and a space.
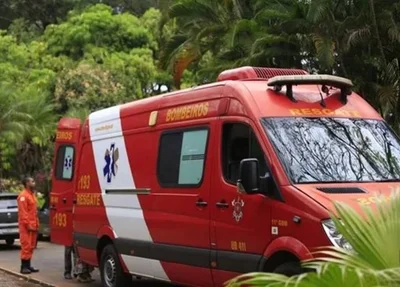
0, 240, 177, 287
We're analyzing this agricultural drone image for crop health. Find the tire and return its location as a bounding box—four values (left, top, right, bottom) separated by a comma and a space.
100, 244, 132, 287
274, 261, 302, 277
5, 238, 15, 246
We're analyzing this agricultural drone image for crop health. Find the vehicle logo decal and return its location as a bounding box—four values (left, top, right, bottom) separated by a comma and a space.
103, 143, 119, 183
64, 156, 73, 170
232, 196, 245, 222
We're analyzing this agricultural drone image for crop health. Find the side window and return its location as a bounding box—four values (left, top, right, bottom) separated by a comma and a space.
222, 123, 268, 184
158, 128, 209, 187
55, 145, 75, 180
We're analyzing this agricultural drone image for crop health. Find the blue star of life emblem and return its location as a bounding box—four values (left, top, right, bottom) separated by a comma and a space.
64, 156, 72, 170
103, 143, 119, 183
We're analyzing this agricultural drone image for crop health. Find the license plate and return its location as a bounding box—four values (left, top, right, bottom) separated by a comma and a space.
0, 228, 18, 234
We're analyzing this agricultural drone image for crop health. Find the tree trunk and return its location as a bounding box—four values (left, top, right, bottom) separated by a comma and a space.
369, 0, 387, 66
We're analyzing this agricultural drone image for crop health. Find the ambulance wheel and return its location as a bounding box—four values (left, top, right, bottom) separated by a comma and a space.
274, 261, 302, 277
100, 244, 131, 287
5, 238, 15, 246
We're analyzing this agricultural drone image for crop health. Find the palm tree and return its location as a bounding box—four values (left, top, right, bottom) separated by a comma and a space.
0, 84, 32, 177
226, 194, 400, 287
159, 0, 258, 89
13, 87, 57, 176
0, 84, 56, 177
160, 0, 313, 88
0, 84, 31, 145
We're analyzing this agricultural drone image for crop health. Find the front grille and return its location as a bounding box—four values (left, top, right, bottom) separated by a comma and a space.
0, 211, 18, 224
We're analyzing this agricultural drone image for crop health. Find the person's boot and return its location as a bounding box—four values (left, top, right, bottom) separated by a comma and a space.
27, 259, 39, 273
20, 260, 31, 274
77, 274, 92, 283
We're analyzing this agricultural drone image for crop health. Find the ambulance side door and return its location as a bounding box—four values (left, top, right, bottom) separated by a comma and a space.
148, 124, 215, 287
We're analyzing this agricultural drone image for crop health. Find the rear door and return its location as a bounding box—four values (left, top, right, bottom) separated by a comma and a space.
50, 118, 81, 246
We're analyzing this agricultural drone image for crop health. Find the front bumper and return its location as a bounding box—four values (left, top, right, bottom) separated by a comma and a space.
0, 226, 19, 239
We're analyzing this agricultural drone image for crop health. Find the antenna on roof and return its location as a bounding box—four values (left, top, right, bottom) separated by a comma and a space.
267, 74, 353, 104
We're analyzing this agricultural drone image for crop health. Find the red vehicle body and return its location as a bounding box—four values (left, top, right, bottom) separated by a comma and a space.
50, 66, 400, 287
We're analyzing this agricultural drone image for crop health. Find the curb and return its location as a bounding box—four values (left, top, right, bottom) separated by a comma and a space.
0, 266, 56, 287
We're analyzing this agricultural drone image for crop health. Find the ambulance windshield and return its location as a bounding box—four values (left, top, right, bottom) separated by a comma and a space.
262, 117, 400, 184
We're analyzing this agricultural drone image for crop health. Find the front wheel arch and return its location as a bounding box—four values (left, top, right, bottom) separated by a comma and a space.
262, 250, 300, 273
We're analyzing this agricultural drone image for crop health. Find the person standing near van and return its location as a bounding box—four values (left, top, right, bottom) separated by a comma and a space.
64, 245, 76, 279
17, 177, 40, 274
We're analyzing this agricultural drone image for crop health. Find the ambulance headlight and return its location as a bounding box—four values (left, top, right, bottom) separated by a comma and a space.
322, 219, 353, 251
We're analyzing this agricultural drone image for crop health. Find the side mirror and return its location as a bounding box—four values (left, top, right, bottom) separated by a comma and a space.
237, 158, 260, 195
385, 113, 394, 124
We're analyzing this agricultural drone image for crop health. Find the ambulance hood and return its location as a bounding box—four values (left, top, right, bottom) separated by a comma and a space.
293, 182, 400, 216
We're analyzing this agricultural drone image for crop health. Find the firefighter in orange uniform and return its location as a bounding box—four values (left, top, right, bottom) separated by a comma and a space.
17, 177, 40, 274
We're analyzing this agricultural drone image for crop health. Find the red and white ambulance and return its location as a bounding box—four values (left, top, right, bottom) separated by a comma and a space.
50, 66, 400, 287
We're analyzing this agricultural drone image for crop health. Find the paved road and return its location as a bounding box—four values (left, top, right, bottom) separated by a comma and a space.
0, 240, 174, 287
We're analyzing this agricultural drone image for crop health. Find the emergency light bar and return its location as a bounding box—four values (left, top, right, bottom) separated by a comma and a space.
267, 74, 353, 104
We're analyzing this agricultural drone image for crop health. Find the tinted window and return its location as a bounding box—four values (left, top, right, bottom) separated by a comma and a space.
55, 145, 75, 180
262, 117, 400, 183
222, 123, 268, 184
158, 128, 209, 187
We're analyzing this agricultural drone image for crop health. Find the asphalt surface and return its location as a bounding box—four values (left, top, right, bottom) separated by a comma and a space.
0, 240, 174, 287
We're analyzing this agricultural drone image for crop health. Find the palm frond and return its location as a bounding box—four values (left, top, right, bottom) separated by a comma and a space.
311, 34, 335, 69
251, 34, 291, 55
378, 10, 400, 43
159, 34, 191, 69
229, 19, 258, 48
345, 27, 372, 51
307, 0, 332, 23
168, 0, 223, 25
172, 46, 199, 89
226, 194, 400, 287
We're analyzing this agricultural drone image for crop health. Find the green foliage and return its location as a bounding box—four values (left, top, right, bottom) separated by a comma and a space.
227, 194, 400, 287
0, 0, 77, 29
0, 1, 167, 181
0, 83, 55, 175
0, 178, 23, 193
7, 18, 41, 43
54, 63, 125, 112
44, 4, 155, 60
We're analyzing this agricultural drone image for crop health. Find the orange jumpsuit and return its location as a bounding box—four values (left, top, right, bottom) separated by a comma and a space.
17, 189, 39, 260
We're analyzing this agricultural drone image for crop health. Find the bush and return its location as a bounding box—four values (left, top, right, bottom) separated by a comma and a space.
0, 178, 23, 193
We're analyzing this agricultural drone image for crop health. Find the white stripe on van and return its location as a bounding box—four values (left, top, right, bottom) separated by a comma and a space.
89, 106, 169, 281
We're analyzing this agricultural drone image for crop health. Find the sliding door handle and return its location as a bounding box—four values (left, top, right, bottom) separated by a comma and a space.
196, 199, 208, 207
216, 201, 229, 208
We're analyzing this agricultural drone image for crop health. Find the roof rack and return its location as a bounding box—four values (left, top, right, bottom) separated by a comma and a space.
267, 74, 353, 104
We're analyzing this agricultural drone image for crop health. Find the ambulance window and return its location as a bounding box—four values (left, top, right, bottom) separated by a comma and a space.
222, 123, 268, 184
55, 145, 75, 180
158, 128, 209, 187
